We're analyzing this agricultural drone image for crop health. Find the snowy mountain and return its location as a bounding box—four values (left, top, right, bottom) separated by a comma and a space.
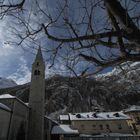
0, 77, 17, 89
0, 62, 139, 119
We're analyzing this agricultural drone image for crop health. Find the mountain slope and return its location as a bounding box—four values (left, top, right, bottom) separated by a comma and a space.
0, 77, 17, 89
0, 62, 139, 119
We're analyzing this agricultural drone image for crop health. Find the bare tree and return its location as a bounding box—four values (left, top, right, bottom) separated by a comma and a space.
9, 0, 140, 76
0, 0, 25, 18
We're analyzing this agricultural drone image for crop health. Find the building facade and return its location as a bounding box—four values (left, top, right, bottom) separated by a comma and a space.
58, 112, 133, 136
0, 94, 29, 140
124, 105, 140, 135
0, 103, 11, 140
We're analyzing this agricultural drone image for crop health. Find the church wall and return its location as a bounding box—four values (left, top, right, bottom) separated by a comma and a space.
0, 98, 14, 109
0, 98, 29, 140
0, 108, 11, 140
9, 99, 29, 140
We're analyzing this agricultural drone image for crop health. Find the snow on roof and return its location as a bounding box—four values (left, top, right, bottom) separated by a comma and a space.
25, 103, 29, 106
51, 125, 79, 134
124, 105, 140, 113
45, 116, 59, 125
69, 111, 131, 121
0, 94, 15, 99
0, 103, 11, 111
80, 133, 133, 137
60, 115, 69, 121
0, 94, 29, 108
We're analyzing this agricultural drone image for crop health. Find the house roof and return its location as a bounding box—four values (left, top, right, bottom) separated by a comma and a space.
60, 115, 69, 121
51, 125, 79, 135
69, 111, 131, 121
0, 94, 15, 99
0, 103, 11, 112
124, 105, 140, 113
45, 116, 59, 125
80, 133, 133, 137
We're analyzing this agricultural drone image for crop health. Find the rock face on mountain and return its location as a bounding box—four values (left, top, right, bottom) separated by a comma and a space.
0, 77, 17, 89
0, 62, 139, 119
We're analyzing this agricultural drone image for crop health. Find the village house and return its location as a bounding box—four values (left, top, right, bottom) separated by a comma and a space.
53, 111, 134, 138
124, 105, 140, 135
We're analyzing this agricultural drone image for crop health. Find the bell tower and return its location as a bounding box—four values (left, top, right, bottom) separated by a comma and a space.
28, 47, 45, 140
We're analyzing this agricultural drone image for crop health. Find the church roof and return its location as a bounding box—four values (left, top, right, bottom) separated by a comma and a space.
0, 94, 29, 108
0, 94, 15, 99
0, 103, 11, 111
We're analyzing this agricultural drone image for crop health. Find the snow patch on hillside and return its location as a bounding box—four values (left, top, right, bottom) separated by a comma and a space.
0, 77, 17, 89
96, 62, 140, 80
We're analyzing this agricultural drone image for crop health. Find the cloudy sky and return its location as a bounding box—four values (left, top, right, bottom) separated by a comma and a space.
0, 0, 138, 85
0, 0, 92, 85
0, 23, 33, 85
0, 35, 67, 85
0, 0, 120, 85
0, 0, 69, 85
0, 33, 68, 85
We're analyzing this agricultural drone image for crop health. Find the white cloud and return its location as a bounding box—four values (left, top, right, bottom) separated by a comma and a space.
7, 57, 31, 85
45, 62, 67, 78
0, 7, 68, 85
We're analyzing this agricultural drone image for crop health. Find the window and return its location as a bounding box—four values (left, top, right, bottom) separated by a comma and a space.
34, 70, 40, 75
114, 113, 120, 117
106, 124, 112, 132
99, 124, 103, 130
136, 117, 140, 123
36, 62, 39, 66
81, 124, 85, 130
92, 125, 96, 128
106, 124, 110, 129
76, 114, 81, 118
118, 124, 122, 130
92, 125, 96, 130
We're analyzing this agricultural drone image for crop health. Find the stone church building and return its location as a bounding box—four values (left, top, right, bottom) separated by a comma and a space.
0, 47, 46, 140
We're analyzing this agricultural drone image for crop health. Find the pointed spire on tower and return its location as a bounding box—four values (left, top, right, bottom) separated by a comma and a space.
28, 45, 45, 140
35, 46, 44, 62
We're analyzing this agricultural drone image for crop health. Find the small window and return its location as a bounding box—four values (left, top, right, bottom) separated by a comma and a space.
118, 124, 122, 130
93, 113, 98, 118
36, 62, 39, 66
81, 124, 85, 130
137, 117, 140, 122
92, 125, 96, 129
92, 125, 96, 128
106, 124, 110, 129
34, 70, 40, 75
76, 114, 81, 118
99, 124, 103, 130
114, 113, 120, 117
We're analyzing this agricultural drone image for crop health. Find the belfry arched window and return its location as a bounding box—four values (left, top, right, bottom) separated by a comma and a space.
36, 62, 39, 66
34, 70, 40, 75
